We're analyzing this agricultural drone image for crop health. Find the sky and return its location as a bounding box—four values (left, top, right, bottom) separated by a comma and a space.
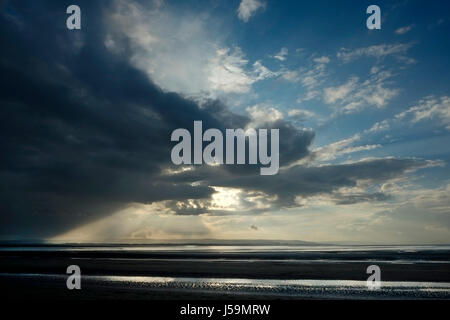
0, 0, 449, 244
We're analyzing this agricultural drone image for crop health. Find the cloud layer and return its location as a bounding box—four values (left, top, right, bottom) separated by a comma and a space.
0, 1, 446, 243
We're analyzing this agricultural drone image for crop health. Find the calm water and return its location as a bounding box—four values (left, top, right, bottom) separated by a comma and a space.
2, 244, 450, 252
2, 244, 450, 263
1, 273, 449, 299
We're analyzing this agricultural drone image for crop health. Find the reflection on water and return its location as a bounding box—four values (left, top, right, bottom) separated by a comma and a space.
2, 273, 449, 299
100, 275, 450, 288
69, 257, 450, 264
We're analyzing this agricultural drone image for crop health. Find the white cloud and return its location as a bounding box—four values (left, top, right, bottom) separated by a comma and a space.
237, 0, 265, 22
366, 119, 390, 133
297, 90, 319, 103
273, 47, 288, 61
300, 63, 326, 88
281, 70, 300, 82
313, 56, 330, 64
395, 25, 414, 35
288, 108, 316, 119
396, 95, 450, 130
252, 60, 277, 81
324, 69, 399, 113
296, 58, 329, 102
105, 1, 274, 97
208, 48, 276, 94
106, 1, 215, 94
313, 134, 381, 162
297, 45, 412, 111
337, 43, 413, 63
395, 55, 417, 65
208, 48, 253, 93
246, 104, 283, 127
324, 77, 358, 104
365, 95, 450, 135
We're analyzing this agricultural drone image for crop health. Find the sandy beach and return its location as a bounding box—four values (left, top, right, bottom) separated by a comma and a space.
1, 244, 449, 300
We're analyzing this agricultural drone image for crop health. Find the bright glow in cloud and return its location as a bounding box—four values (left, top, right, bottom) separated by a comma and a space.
208, 48, 277, 93
106, 1, 274, 97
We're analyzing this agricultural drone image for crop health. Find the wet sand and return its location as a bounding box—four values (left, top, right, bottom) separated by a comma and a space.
1, 256, 449, 282
1, 247, 450, 281
1, 245, 449, 299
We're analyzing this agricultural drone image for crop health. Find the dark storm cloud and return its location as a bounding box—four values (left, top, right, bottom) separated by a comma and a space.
0, 1, 213, 237
0, 1, 314, 237
331, 192, 391, 205
168, 158, 429, 211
